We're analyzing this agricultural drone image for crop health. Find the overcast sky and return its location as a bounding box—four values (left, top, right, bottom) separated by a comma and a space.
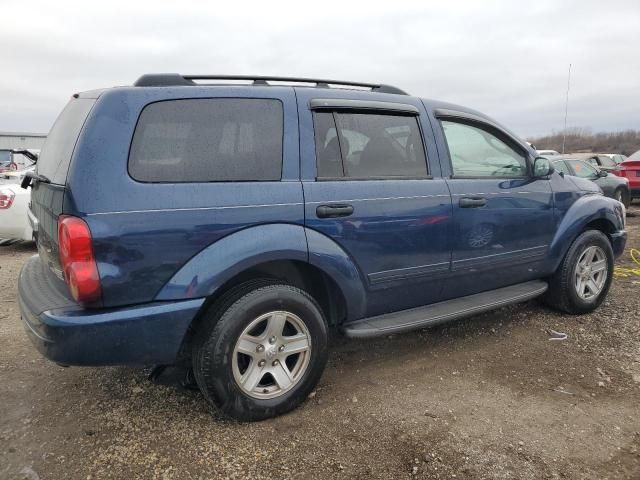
1, 0, 639, 139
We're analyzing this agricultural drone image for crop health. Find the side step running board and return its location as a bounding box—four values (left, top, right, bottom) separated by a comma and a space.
342, 280, 548, 339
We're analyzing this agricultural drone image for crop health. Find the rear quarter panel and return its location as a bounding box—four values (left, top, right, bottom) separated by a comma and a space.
66, 86, 304, 307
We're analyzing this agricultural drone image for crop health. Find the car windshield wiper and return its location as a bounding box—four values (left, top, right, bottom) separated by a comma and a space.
10, 149, 39, 163
21, 171, 51, 189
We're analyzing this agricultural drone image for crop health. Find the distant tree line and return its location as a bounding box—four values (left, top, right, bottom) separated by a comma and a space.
529, 128, 640, 156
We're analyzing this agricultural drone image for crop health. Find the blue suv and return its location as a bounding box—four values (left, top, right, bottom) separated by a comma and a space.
19, 74, 627, 420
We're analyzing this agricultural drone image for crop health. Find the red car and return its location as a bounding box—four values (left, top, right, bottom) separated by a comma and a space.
614, 150, 640, 202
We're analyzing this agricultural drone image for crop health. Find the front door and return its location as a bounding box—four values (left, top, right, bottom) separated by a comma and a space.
297, 91, 453, 318
437, 117, 555, 298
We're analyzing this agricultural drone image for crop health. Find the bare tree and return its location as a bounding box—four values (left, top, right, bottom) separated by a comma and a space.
530, 129, 640, 156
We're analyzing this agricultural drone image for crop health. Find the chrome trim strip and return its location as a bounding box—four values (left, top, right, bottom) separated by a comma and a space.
450, 191, 537, 196
306, 194, 450, 205
453, 245, 547, 265
368, 261, 451, 284
87, 202, 305, 216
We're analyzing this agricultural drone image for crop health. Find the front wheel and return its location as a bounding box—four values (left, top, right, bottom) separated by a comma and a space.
613, 187, 630, 208
192, 282, 328, 421
543, 229, 614, 314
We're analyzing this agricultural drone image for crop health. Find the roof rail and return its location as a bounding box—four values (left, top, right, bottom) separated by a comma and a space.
133, 74, 408, 95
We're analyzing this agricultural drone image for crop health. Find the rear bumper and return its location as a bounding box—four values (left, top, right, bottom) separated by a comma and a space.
610, 230, 627, 258
630, 188, 640, 198
18, 255, 204, 366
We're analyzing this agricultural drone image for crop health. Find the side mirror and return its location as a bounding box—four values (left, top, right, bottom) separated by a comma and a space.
533, 157, 554, 177
598, 170, 608, 177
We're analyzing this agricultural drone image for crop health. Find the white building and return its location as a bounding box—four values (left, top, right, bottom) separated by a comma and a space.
0, 131, 47, 150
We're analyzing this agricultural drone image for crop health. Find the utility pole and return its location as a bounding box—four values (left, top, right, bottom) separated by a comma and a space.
562, 63, 572, 154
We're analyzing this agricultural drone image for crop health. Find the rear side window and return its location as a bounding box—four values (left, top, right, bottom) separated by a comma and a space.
313, 111, 427, 179
37, 98, 95, 185
597, 155, 616, 168
129, 98, 283, 182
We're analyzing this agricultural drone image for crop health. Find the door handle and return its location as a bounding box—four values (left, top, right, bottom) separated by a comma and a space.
316, 204, 354, 218
459, 197, 487, 208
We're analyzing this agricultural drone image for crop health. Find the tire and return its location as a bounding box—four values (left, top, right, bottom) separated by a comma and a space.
543, 229, 614, 314
613, 187, 630, 208
192, 282, 328, 421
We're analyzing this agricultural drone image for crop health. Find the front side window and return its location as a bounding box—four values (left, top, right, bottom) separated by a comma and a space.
553, 160, 571, 175
129, 98, 283, 182
441, 120, 528, 178
567, 160, 598, 179
314, 111, 428, 179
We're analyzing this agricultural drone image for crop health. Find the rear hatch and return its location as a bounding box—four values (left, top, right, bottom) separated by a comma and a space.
29, 97, 95, 278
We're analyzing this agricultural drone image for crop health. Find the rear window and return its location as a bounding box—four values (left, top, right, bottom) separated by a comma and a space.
129, 98, 283, 182
597, 156, 616, 168
37, 98, 95, 185
314, 111, 427, 179
0, 150, 10, 165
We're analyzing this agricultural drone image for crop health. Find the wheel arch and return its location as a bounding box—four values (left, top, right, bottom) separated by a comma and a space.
156, 224, 367, 363
548, 194, 623, 272
176, 258, 352, 364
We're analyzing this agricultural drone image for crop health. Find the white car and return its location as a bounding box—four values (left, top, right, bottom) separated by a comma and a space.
0, 165, 35, 185
0, 183, 32, 244
537, 149, 561, 156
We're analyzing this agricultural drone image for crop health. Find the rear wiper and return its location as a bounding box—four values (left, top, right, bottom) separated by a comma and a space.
21, 171, 51, 189
10, 149, 39, 163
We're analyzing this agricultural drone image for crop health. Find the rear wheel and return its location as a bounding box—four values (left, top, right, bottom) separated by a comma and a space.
543, 229, 613, 314
192, 282, 328, 421
614, 187, 630, 208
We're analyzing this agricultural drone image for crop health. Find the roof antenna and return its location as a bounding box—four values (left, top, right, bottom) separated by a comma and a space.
562, 63, 572, 154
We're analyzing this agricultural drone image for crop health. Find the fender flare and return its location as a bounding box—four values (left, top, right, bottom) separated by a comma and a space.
305, 228, 367, 321
548, 194, 623, 270
156, 224, 368, 320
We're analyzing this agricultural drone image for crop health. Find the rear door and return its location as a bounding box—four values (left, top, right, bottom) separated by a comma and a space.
434, 113, 555, 298
297, 91, 452, 318
30, 96, 96, 278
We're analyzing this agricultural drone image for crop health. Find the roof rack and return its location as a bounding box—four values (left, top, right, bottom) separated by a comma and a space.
133, 74, 408, 95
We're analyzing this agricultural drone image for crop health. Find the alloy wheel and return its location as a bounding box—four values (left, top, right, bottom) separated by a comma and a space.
574, 245, 608, 300
232, 311, 311, 399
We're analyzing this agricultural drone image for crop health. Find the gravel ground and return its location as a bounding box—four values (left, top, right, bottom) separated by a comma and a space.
1, 205, 640, 480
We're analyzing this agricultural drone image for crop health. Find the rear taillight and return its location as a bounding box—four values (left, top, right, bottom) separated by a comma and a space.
0, 187, 15, 209
58, 215, 102, 306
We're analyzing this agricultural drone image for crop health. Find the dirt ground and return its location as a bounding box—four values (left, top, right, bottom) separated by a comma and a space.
1, 206, 639, 480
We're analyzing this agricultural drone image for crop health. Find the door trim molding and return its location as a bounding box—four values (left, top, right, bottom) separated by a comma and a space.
451, 245, 548, 273
368, 261, 450, 285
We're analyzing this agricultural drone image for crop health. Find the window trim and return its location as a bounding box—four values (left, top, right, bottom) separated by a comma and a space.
127, 97, 285, 184
437, 115, 533, 180
312, 110, 431, 181
310, 98, 420, 115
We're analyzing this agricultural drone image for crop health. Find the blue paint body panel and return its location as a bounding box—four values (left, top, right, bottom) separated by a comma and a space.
18, 82, 627, 366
